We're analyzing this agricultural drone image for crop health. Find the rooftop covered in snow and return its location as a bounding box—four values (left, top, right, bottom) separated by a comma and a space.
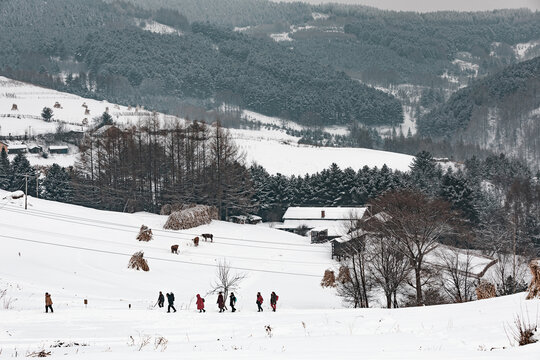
282, 206, 367, 221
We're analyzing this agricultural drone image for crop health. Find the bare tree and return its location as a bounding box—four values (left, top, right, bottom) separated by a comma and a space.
368, 234, 411, 308
439, 248, 476, 303
367, 190, 465, 306
210, 259, 246, 300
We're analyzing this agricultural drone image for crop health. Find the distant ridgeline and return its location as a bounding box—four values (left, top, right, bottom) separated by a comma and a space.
0, 0, 402, 127
419, 56, 540, 170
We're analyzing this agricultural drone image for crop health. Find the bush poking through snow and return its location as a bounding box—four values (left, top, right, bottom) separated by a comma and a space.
526, 259, 540, 300
27, 350, 51, 357
476, 280, 497, 300
164, 205, 219, 230
136, 225, 153, 242
506, 313, 538, 346
321, 270, 336, 288
128, 251, 149, 272
265, 325, 273, 338
337, 266, 351, 284
154, 336, 168, 352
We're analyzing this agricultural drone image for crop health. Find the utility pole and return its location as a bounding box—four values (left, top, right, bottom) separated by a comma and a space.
36, 175, 39, 199
24, 174, 29, 210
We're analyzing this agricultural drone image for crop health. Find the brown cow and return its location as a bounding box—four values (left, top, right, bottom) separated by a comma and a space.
193, 237, 200, 247
201, 233, 213, 242
171, 245, 179, 254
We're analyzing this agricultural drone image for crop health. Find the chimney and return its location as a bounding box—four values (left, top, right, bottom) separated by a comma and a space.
321, 210, 325, 219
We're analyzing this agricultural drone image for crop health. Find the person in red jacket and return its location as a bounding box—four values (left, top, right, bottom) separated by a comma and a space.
196, 294, 205, 313
270, 291, 279, 312
217, 292, 225, 313
256, 292, 264, 312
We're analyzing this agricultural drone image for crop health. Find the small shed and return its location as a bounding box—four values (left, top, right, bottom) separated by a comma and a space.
28, 145, 43, 154
49, 145, 69, 154
228, 214, 263, 225
7, 144, 27, 154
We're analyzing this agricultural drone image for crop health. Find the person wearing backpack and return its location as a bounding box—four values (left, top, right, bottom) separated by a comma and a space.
196, 294, 206, 313
166, 292, 176, 313
270, 291, 279, 312
229, 292, 237, 312
157, 291, 165, 308
256, 292, 264, 312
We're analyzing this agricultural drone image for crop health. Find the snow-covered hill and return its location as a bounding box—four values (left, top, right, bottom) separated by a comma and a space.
0, 192, 539, 359
0, 77, 415, 175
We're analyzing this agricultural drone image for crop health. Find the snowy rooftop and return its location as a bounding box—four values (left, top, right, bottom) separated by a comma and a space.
7, 144, 27, 150
48, 145, 69, 150
283, 207, 367, 221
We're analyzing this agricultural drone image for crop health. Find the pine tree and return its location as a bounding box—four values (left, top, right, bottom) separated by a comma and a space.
41, 107, 54, 122
0, 148, 10, 190
10, 153, 36, 195
100, 111, 113, 126
409, 151, 440, 195
42, 163, 72, 202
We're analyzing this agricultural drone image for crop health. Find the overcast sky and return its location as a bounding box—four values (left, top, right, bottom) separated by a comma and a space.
274, 0, 540, 12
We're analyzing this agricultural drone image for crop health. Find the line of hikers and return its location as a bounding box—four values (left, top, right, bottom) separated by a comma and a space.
157, 291, 279, 313
43, 291, 279, 313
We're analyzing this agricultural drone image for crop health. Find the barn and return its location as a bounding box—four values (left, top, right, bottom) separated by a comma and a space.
7, 144, 28, 154
277, 206, 368, 243
49, 145, 69, 154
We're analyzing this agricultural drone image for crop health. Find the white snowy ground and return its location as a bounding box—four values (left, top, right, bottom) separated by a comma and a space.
0, 77, 415, 174
0, 192, 539, 358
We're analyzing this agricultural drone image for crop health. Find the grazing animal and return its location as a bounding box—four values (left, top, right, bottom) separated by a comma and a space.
193, 236, 200, 247
202, 233, 213, 242
171, 245, 179, 254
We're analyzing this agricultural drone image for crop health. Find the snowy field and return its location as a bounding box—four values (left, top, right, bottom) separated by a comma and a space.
0, 77, 416, 174
0, 192, 539, 358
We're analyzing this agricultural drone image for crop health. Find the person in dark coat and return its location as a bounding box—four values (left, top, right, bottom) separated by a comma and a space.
229, 292, 237, 312
256, 292, 264, 312
45, 292, 53, 313
157, 291, 165, 308
196, 294, 206, 313
166, 292, 176, 313
270, 291, 279, 312
217, 292, 225, 312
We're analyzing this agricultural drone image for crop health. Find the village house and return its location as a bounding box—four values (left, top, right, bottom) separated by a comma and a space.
277, 206, 367, 243
48, 145, 69, 154
7, 144, 28, 154
228, 214, 263, 225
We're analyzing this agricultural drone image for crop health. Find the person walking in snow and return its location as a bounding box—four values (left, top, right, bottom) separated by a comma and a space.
270, 291, 279, 312
196, 294, 206, 313
157, 291, 165, 308
229, 292, 237, 312
45, 292, 53, 313
256, 292, 264, 312
217, 292, 225, 312
166, 292, 176, 313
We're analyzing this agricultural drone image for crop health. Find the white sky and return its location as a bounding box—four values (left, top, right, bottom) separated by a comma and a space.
274, 0, 540, 12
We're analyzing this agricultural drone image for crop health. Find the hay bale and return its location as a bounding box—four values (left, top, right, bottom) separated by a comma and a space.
163, 205, 219, 230
476, 280, 496, 300
321, 269, 336, 288
526, 259, 540, 300
136, 225, 153, 242
128, 251, 149, 271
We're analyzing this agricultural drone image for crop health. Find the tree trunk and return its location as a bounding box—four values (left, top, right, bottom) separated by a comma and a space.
415, 265, 423, 306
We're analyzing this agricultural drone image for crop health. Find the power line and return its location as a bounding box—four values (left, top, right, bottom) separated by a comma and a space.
1, 204, 330, 253
0, 234, 322, 278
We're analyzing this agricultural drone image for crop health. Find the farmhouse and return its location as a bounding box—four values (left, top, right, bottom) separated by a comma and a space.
28, 145, 43, 154
277, 206, 367, 243
7, 144, 28, 154
228, 214, 263, 225
49, 145, 69, 154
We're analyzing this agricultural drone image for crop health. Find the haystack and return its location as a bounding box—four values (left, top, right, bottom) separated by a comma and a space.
136, 225, 153, 242
128, 251, 149, 271
54, 102, 62, 108
84, 108, 90, 115
163, 205, 219, 230
526, 259, 540, 300
337, 266, 351, 284
11, 103, 18, 111
476, 280, 496, 300
321, 269, 336, 288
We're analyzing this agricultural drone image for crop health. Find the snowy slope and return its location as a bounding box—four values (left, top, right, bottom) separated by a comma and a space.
0, 193, 539, 358
0, 77, 416, 175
